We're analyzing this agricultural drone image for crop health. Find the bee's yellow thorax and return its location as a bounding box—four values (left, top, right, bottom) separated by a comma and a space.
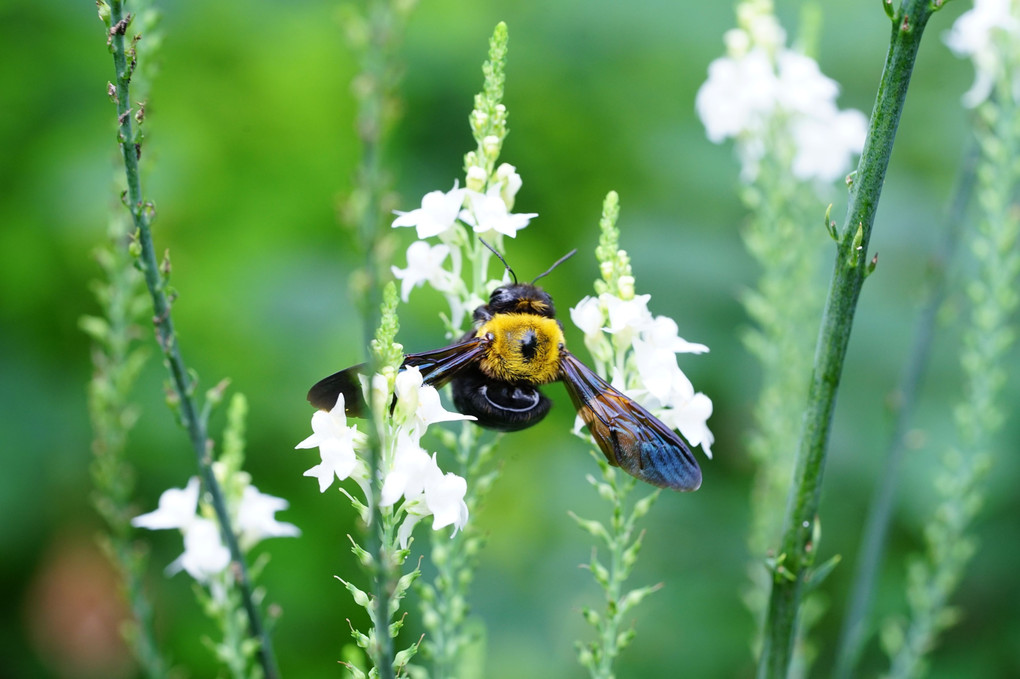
476, 313, 563, 384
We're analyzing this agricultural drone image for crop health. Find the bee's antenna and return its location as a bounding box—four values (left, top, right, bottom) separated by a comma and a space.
479, 237, 517, 284
532, 248, 578, 284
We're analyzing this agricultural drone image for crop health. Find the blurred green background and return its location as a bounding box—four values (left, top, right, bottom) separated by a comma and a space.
3, 0, 1018, 677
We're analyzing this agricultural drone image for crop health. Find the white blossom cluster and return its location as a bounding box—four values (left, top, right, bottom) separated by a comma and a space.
133, 474, 299, 583
390, 163, 536, 333
695, 0, 867, 183
296, 366, 472, 547
944, 0, 1020, 108
571, 290, 715, 458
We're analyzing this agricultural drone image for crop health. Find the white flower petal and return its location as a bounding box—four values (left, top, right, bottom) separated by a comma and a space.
132, 477, 201, 531
601, 294, 653, 348
391, 182, 466, 239
380, 433, 432, 505
494, 163, 523, 208
459, 186, 537, 238
696, 49, 777, 144
416, 385, 475, 431
391, 242, 453, 301
237, 486, 300, 544
570, 296, 605, 338
296, 393, 362, 492
425, 465, 469, 533
641, 316, 710, 354
176, 518, 231, 582
658, 392, 714, 459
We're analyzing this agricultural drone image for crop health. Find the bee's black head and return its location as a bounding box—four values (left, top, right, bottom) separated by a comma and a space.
488, 283, 556, 318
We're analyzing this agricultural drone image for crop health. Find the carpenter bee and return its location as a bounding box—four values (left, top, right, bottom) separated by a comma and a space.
307, 247, 702, 491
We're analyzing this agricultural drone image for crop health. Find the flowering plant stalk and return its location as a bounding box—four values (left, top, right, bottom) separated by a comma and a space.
379, 22, 543, 675
83, 212, 166, 677
298, 282, 475, 677
881, 3, 1020, 675
755, 2, 947, 677
99, 1, 285, 675
569, 192, 714, 678
134, 394, 300, 677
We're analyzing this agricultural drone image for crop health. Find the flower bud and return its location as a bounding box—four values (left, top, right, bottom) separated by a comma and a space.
618, 274, 635, 300
495, 163, 522, 209
371, 372, 391, 417
466, 165, 487, 192
724, 28, 750, 57
483, 134, 501, 158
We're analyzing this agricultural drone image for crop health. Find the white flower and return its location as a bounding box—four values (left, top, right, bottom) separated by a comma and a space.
696, 48, 777, 144
424, 464, 469, 533
296, 393, 365, 493
236, 486, 301, 547
134, 475, 298, 584
393, 367, 422, 415
132, 477, 201, 531
465, 165, 487, 192
394, 366, 475, 436
789, 108, 868, 183
447, 292, 487, 336
775, 50, 840, 116
494, 163, 523, 209
380, 432, 433, 507
392, 181, 466, 239
744, 11, 785, 54
392, 241, 453, 302
459, 185, 538, 238
570, 295, 605, 338
601, 293, 654, 346
381, 435, 470, 546
628, 340, 715, 459
697, 3, 867, 184
944, 0, 1020, 107
724, 28, 751, 57
657, 392, 715, 459
416, 384, 475, 430
632, 338, 693, 405
167, 518, 231, 582
641, 316, 710, 354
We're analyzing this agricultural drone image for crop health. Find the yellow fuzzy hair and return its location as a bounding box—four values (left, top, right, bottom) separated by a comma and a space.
475, 313, 564, 384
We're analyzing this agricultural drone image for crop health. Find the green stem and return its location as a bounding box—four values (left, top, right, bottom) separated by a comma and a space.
104, 4, 279, 678
832, 139, 976, 679
756, 3, 941, 677
349, 0, 408, 674
594, 477, 634, 679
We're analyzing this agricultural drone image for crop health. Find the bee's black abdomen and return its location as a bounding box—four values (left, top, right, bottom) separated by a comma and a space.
451, 366, 551, 432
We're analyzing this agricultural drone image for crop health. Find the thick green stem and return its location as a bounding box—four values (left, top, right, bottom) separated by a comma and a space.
105, 4, 279, 678
756, 3, 940, 677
